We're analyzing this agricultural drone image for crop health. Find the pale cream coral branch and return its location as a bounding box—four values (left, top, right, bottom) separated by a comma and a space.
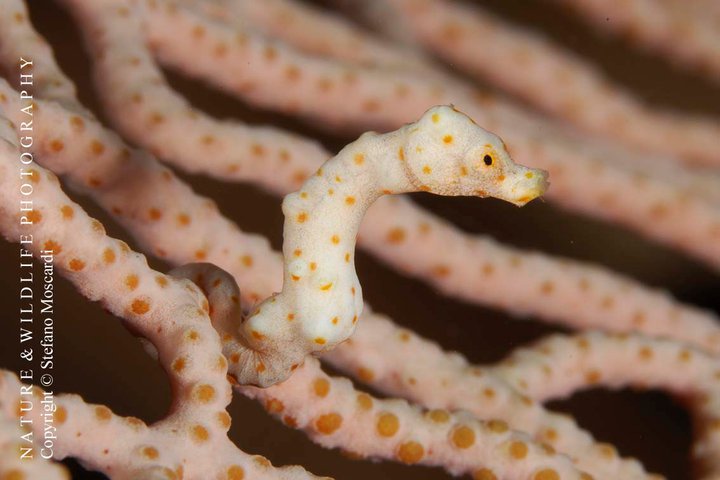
0, 0, 77, 105
325, 309, 720, 478
179, 0, 720, 200
156, 0, 720, 200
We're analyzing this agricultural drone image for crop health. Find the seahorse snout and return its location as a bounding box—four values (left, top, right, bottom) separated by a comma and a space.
508, 167, 549, 206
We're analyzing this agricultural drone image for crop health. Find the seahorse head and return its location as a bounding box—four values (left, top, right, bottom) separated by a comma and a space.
405, 105, 548, 206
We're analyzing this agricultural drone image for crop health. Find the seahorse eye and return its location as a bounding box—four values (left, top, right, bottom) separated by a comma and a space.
483, 154, 493, 166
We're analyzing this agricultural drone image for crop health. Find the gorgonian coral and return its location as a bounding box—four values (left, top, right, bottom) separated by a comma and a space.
0, 1, 718, 479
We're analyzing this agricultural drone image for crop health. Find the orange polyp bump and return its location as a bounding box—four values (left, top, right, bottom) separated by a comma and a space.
315, 413, 342, 434
131, 299, 150, 315
397, 441, 424, 464
376, 412, 400, 437
451, 425, 476, 449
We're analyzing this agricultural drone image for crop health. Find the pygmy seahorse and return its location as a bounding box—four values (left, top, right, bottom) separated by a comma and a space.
180, 105, 548, 387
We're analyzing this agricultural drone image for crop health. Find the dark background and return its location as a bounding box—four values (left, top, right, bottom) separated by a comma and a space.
1, 1, 719, 478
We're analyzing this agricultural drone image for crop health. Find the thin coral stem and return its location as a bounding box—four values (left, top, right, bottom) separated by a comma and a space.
240, 357, 591, 480
0, 371, 323, 480
326, 313, 652, 479
185, 0, 431, 70
0, 409, 69, 479
551, 0, 720, 83
491, 332, 720, 477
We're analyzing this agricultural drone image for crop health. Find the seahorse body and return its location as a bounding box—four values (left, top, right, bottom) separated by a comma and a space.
234, 105, 548, 386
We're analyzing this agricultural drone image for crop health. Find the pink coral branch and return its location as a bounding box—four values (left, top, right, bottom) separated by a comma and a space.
0, 404, 70, 480
139, 0, 720, 203
241, 357, 590, 480
186, 0, 431, 71
0, 0, 77, 105
491, 332, 720, 476
326, 313, 652, 479
551, 0, 720, 83
0, 112, 320, 480
0, 371, 322, 480
339, 0, 720, 167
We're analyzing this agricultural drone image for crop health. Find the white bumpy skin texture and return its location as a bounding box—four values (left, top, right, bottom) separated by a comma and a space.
234, 105, 548, 386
